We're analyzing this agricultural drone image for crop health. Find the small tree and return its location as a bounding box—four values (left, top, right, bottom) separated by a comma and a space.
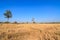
32, 18, 35, 23
4, 10, 12, 23
14, 21, 17, 24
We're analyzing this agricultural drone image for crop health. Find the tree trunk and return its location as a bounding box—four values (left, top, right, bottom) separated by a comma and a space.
7, 18, 9, 23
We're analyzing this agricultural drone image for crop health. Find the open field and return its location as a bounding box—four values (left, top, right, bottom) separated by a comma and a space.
0, 24, 60, 40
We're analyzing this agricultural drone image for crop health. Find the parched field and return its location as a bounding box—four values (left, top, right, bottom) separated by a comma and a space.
0, 24, 60, 40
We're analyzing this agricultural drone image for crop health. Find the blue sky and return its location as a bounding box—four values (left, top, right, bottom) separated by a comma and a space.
0, 0, 60, 22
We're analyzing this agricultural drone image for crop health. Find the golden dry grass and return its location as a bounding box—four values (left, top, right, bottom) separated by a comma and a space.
0, 24, 60, 40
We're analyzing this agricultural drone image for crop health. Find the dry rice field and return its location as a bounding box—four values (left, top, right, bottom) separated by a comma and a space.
0, 24, 60, 40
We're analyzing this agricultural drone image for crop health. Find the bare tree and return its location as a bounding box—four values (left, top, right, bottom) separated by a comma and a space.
32, 18, 35, 23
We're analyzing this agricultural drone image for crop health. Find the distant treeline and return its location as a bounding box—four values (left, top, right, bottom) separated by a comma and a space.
40, 22, 60, 24
0, 22, 60, 24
